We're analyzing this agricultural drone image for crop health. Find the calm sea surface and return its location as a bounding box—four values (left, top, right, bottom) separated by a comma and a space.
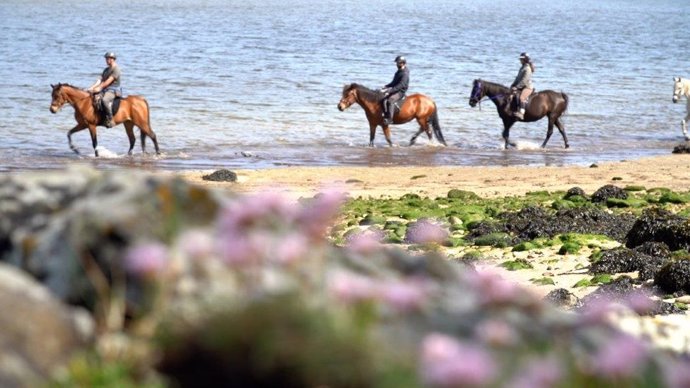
1, 0, 689, 171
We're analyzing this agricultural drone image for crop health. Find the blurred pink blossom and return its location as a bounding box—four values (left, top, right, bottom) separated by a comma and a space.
217, 192, 297, 235
474, 319, 518, 347
578, 297, 616, 326
624, 289, 656, 315
405, 218, 449, 244
346, 229, 385, 254
420, 333, 497, 387
509, 356, 562, 388
298, 188, 347, 239
329, 271, 378, 305
124, 242, 169, 277
378, 280, 428, 313
590, 332, 649, 379
271, 233, 309, 265
215, 231, 263, 266
177, 229, 214, 261
464, 269, 523, 306
663, 359, 690, 388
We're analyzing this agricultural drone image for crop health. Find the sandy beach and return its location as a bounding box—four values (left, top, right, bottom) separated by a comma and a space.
177, 154, 690, 199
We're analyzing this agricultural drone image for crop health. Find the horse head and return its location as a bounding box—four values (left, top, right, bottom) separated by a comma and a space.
673, 76, 686, 104
469, 79, 484, 107
338, 83, 358, 111
50, 83, 67, 113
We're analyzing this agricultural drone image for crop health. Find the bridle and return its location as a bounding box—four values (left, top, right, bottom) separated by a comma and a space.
470, 80, 506, 110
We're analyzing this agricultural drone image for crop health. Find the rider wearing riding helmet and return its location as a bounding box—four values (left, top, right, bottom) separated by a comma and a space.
380, 55, 409, 125
88, 52, 121, 128
511, 52, 535, 120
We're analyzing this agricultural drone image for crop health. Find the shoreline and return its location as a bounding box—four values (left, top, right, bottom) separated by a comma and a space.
174, 154, 690, 199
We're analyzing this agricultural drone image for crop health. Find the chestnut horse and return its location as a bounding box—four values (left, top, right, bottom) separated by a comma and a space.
468, 79, 569, 149
337, 83, 446, 147
50, 83, 160, 157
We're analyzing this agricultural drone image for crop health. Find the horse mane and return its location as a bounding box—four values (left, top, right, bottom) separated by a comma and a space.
478, 79, 510, 93
346, 83, 385, 102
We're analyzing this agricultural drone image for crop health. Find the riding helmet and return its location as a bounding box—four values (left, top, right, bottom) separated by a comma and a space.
519, 52, 530, 60
394, 55, 406, 64
104, 52, 117, 59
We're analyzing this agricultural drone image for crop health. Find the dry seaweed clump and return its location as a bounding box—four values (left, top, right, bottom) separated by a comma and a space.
654, 259, 690, 296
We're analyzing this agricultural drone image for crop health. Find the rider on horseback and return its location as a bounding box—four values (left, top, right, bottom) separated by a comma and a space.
380, 55, 409, 125
511, 52, 535, 120
87, 52, 121, 128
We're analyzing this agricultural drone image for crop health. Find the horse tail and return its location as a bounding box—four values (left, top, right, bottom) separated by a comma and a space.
560, 92, 569, 114
430, 105, 447, 146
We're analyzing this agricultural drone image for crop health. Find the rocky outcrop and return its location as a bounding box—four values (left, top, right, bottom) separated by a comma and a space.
0, 263, 93, 388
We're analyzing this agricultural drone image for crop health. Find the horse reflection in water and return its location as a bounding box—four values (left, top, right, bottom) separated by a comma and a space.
469, 79, 569, 149
50, 83, 160, 157
338, 83, 446, 147
673, 77, 690, 140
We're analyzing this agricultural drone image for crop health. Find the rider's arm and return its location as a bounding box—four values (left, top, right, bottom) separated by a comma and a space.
90, 76, 114, 93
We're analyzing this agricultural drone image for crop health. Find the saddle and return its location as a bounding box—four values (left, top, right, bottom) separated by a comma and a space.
92, 93, 122, 125
509, 89, 536, 111
383, 95, 407, 115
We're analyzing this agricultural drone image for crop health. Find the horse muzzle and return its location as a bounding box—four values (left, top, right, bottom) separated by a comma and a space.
337, 103, 346, 112
469, 99, 477, 107
673, 96, 679, 103
50, 105, 59, 113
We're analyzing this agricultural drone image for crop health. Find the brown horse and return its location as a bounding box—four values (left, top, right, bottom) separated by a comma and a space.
50, 83, 160, 157
468, 79, 569, 149
337, 83, 446, 147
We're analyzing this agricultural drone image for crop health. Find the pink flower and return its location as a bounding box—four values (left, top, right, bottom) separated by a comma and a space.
420, 333, 496, 387
509, 357, 562, 388
663, 359, 690, 388
405, 218, 449, 244
590, 333, 649, 379
474, 319, 518, 347
378, 280, 428, 313
346, 229, 385, 254
124, 242, 169, 277
329, 271, 378, 305
177, 230, 214, 261
298, 188, 347, 239
271, 233, 309, 265
217, 192, 297, 235
464, 269, 522, 306
578, 297, 616, 326
215, 230, 263, 266
624, 289, 655, 315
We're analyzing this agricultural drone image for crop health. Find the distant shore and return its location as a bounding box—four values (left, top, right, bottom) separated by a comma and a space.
175, 154, 690, 199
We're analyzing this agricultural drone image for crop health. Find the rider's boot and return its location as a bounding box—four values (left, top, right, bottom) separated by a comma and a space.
383, 100, 394, 125
104, 102, 115, 128
514, 101, 525, 120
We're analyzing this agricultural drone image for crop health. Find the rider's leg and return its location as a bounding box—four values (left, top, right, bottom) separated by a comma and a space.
101, 91, 116, 128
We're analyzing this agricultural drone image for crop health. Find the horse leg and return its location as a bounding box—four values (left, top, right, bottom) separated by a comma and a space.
137, 123, 160, 154
124, 121, 136, 155
542, 117, 555, 148
368, 122, 376, 147
554, 118, 570, 148
382, 125, 393, 147
502, 119, 516, 149
67, 124, 87, 155
87, 125, 99, 157
683, 110, 690, 140
410, 118, 430, 146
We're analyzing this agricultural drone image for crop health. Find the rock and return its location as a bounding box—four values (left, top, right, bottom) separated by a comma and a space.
672, 143, 690, 154
0, 263, 93, 387
591, 184, 627, 203
654, 260, 690, 295
589, 246, 668, 281
625, 208, 690, 251
202, 169, 238, 182
0, 167, 223, 308
564, 187, 586, 199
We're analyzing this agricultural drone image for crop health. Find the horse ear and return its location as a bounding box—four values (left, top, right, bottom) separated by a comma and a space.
674, 77, 680, 82
50, 83, 54, 88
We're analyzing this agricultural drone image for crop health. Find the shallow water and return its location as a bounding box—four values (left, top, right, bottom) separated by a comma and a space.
1, 0, 688, 171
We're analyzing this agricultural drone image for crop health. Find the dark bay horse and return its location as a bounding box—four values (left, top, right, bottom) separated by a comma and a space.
338, 83, 447, 147
50, 83, 160, 157
468, 79, 569, 149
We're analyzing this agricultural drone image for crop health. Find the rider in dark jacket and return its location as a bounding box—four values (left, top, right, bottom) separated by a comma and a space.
380, 56, 409, 125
